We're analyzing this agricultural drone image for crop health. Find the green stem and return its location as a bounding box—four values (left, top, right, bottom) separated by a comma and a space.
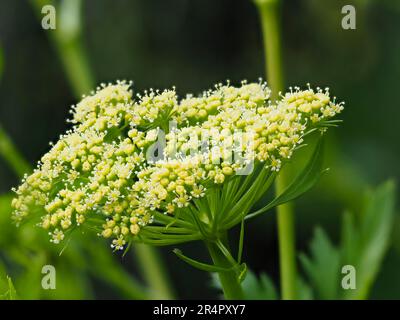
256, 0, 284, 99
52, 36, 94, 97
205, 235, 244, 300
255, 0, 297, 299
135, 244, 175, 299
276, 177, 297, 299
31, 0, 93, 97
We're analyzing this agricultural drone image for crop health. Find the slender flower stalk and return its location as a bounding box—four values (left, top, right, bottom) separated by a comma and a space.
254, 0, 297, 299
206, 236, 244, 299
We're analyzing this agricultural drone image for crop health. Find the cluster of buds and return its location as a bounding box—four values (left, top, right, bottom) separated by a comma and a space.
11, 80, 343, 249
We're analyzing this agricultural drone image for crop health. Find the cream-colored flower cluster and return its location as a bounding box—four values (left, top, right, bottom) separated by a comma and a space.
11, 80, 343, 249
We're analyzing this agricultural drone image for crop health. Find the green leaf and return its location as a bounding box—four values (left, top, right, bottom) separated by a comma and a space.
246, 135, 326, 220
173, 249, 232, 273
241, 269, 278, 300
341, 180, 396, 299
211, 268, 278, 300
297, 276, 314, 300
300, 180, 396, 300
0, 276, 18, 300
299, 227, 341, 299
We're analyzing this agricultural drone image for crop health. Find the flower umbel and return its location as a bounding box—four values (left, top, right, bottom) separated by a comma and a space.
11, 80, 343, 249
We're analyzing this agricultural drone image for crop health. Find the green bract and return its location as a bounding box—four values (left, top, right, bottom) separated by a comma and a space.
11, 81, 343, 250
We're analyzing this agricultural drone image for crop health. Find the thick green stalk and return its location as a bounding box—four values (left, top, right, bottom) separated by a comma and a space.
205, 235, 244, 300
27, 0, 175, 299
256, 0, 284, 99
276, 177, 296, 299
135, 244, 175, 299
255, 0, 297, 299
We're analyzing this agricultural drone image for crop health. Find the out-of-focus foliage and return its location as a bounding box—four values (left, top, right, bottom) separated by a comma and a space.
341, 181, 396, 299
241, 270, 277, 300
300, 181, 396, 299
211, 268, 278, 300
213, 181, 395, 300
0, 276, 17, 300
300, 227, 341, 299
0, 193, 148, 299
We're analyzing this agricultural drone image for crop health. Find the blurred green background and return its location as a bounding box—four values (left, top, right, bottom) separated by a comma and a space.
0, 0, 399, 299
